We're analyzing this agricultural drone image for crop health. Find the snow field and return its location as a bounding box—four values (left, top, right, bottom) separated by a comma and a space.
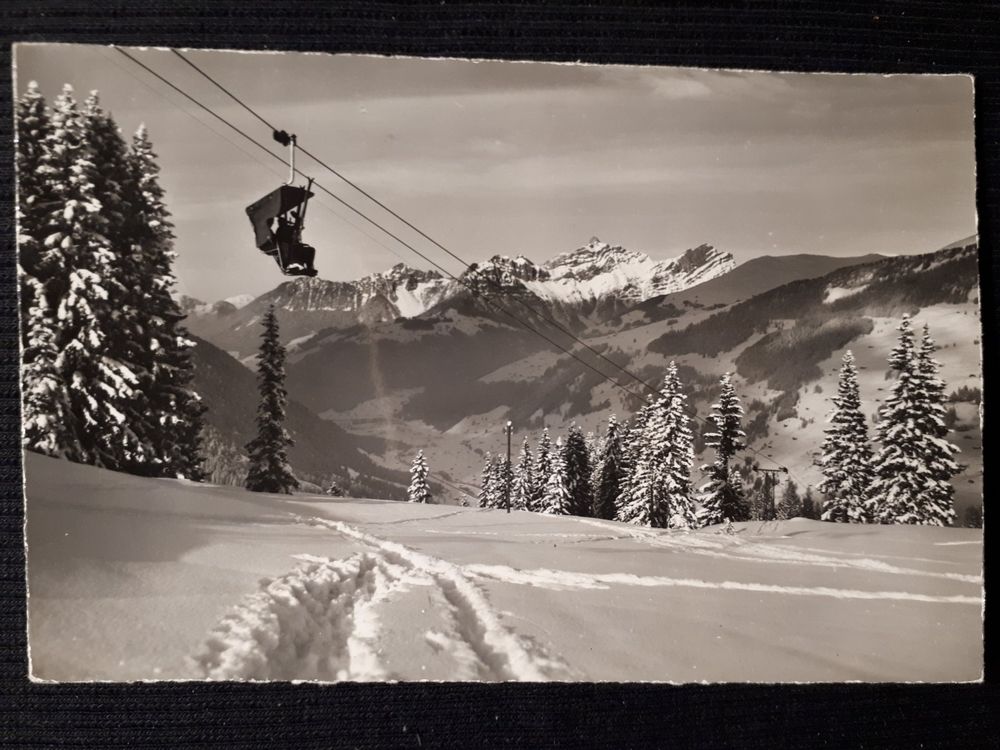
297, 515, 573, 681
26, 454, 982, 682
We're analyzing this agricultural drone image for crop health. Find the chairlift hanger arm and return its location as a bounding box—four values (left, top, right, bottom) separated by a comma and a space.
273, 129, 297, 185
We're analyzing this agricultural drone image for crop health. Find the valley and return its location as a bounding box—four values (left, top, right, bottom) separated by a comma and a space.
186, 237, 983, 518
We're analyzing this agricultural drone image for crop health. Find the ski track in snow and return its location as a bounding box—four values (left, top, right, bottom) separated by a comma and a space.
193, 511, 977, 681
575, 519, 981, 584
296, 515, 572, 681
193, 552, 401, 681
463, 564, 981, 603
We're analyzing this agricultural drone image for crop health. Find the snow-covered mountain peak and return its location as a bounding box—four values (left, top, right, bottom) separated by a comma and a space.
224, 293, 255, 310
193, 239, 738, 344
360, 262, 444, 290
646, 244, 736, 297
544, 239, 650, 282
532, 238, 735, 302
464, 255, 551, 287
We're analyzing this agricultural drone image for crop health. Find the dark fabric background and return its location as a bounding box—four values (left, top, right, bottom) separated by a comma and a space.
0, 2, 995, 747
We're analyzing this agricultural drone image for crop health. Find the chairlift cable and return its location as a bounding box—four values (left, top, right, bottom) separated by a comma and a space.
115, 46, 792, 475
168, 48, 798, 478
114, 46, 653, 404
170, 47, 667, 403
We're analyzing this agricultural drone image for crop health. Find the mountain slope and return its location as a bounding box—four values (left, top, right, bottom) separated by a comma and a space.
616, 252, 887, 328
278, 240, 981, 515
191, 334, 410, 498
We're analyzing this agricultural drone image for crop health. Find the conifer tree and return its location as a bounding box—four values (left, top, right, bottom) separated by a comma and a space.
908, 324, 960, 524
870, 317, 959, 525
533, 428, 553, 509
819, 351, 875, 523
18, 84, 203, 478
125, 124, 205, 478
16, 81, 53, 329
540, 440, 571, 515
20, 277, 80, 458
594, 415, 624, 520
479, 452, 496, 508
619, 362, 696, 528
562, 423, 594, 517
36, 85, 150, 469
245, 306, 298, 494
801, 486, 817, 519
776, 479, 802, 520
500, 452, 515, 509
512, 436, 534, 511
614, 416, 642, 520
696, 373, 748, 526
408, 450, 432, 503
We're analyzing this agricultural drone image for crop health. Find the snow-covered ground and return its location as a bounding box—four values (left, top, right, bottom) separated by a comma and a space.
25, 453, 982, 682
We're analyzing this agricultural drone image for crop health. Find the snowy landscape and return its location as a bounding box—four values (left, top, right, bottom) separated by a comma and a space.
16, 45, 983, 682
26, 453, 982, 682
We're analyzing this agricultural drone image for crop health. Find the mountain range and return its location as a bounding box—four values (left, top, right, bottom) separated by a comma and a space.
181, 238, 736, 358
185, 236, 982, 514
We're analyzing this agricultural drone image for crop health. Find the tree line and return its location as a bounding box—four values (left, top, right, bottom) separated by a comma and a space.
471, 316, 964, 527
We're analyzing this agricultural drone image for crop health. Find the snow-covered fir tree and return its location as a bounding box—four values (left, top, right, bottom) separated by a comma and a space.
125, 123, 204, 479
512, 436, 534, 511
819, 350, 874, 523
408, 450, 432, 503
584, 429, 602, 489
244, 305, 298, 494
479, 452, 497, 508
614, 414, 643, 520
593, 415, 624, 520
911, 324, 961, 524
562, 423, 594, 517
696, 373, 748, 526
776, 480, 802, 520
29, 84, 149, 470
619, 362, 696, 528
869, 317, 960, 525
18, 83, 203, 478
16, 81, 53, 331
539, 439, 571, 515
19, 276, 79, 458
533, 427, 554, 510
494, 451, 514, 510
200, 427, 249, 487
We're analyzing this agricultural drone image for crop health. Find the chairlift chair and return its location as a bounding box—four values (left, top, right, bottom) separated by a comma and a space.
245, 129, 318, 277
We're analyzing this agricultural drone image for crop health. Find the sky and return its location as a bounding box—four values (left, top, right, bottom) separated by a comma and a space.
15, 44, 976, 302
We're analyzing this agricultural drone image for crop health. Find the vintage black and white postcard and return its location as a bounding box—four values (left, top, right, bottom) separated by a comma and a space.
15, 43, 982, 682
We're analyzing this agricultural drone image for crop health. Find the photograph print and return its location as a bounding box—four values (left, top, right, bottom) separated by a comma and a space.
16, 43, 983, 682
